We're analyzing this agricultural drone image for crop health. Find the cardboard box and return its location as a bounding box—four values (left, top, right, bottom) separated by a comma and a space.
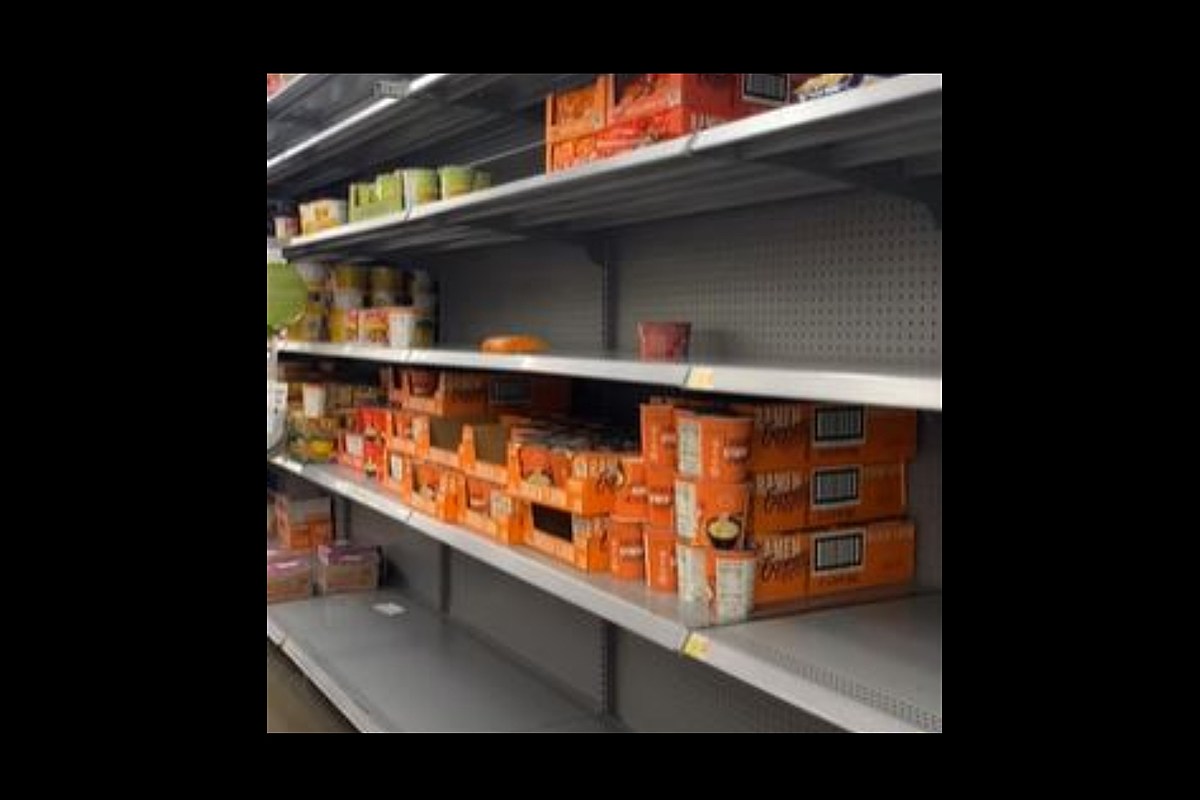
508, 439, 628, 515
274, 494, 333, 551
752, 530, 809, 606
338, 431, 366, 472
523, 503, 609, 573
267, 556, 313, 604
316, 543, 380, 595
675, 477, 751, 550
406, 459, 464, 523
546, 76, 609, 144
388, 410, 420, 456
807, 461, 907, 529
362, 439, 387, 483
806, 519, 915, 597
461, 477, 529, 545
546, 131, 600, 173
400, 370, 489, 418
349, 170, 404, 223
412, 415, 492, 469
731, 402, 809, 471
644, 463, 676, 529
358, 407, 392, 446
596, 105, 738, 157
488, 374, 572, 416
382, 448, 411, 502
749, 469, 808, 534
461, 421, 516, 485
808, 405, 917, 466
607, 73, 743, 124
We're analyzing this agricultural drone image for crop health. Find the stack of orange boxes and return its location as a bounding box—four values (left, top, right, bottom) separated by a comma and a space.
735, 402, 918, 607
547, 75, 797, 174
392, 368, 490, 524
506, 421, 638, 573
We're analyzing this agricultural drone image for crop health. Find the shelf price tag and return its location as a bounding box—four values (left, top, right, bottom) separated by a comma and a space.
682, 632, 710, 661
685, 368, 715, 391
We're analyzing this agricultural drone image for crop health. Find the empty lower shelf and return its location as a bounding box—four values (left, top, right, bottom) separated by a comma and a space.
267, 589, 619, 733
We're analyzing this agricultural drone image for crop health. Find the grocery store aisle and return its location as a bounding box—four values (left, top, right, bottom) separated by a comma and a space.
267, 641, 356, 733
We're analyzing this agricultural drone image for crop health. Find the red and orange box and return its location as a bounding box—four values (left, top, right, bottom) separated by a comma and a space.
522, 503, 610, 573
400, 369, 489, 418
461, 476, 529, 545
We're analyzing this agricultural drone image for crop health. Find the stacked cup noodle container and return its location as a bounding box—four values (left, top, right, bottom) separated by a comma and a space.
409, 269, 437, 347
290, 262, 331, 342
329, 264, 367, 342
673, 407, 757, 624
608, 454, 647, 582
640, 401, 680, 592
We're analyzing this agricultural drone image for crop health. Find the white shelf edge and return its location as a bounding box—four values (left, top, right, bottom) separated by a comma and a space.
277, 631, 383, 732
691, 630, 929, 734
275, 341, 940, 410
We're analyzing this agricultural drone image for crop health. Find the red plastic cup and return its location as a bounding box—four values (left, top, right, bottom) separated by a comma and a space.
638, 322, 691, 361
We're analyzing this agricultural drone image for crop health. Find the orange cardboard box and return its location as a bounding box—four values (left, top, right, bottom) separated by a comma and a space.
275, 495, 333, 551
461, 476, 529, 546
546, 76, 609, 144
400, 369, 489, 418
596, 105, 737, 156
806, 519, 915, 597
731, 402, 809, 471
609, 517, 646, 581
362, 439, 387, 482
807, 461, 907, 529
461, 421, 517, 485
752, 530, 809, 606
607, 73, 743, 123
808, 405, 917, 466
749, 469, 808, 534
388, 410, 420, 456
382, 448, 411, 502
546, 131, 600, 173
488, 374, 572, 416
412, 415, 493, 470
338, 431, 366, 472
523, 503, 609, 573
507, 440, 629, 515
406, 460, 465, 523
358, 407, 392, 445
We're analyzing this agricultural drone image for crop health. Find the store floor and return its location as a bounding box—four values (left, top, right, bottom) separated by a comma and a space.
267, 641, 356, 733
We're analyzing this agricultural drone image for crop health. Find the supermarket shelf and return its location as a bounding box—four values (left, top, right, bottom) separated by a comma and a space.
268, 456, 693, 651
267, 590, 618, 732
268, 74, 416, 160
268, 73, 598, 197
275, 341, 942, 410
276, 341, 690, 390
692, 594, 942, 733
283, 73, 942, 259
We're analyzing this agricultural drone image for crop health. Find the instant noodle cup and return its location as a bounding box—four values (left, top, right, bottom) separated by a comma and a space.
640, 402, 678, 469
333, 264, 369, 291
403, 169, 440, 207
329, 308, 359, 342
674, 477, 749, 550
613, 455, 647, 519
712, 550, 757, 624
645, 463, 675, 529
675, 410, 753, 483
676, 542, 711, 604
638, 321, 691, 361
643, 527, 678, 592
608, 517, 646, 581
439, 165, 476, 199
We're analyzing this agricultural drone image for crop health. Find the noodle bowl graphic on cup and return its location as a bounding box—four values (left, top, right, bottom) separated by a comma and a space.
707, 515, 743, 550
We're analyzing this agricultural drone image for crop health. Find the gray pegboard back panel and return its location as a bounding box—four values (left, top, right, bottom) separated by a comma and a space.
348, 504, 443, 610
615, 190, 940, 367
426, 241, 603, 352
911, 413, 942, 590
448, 550, 607, 712
614, 628, 844, 733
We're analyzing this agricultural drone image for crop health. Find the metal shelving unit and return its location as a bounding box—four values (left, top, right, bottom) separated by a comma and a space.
267, 73, 943, 733
276, 341, 941, 410
268, 73, 598, 197
269, 455, 692, 651
267, 590, 619, 732
282, 74, 941, 260
268, 455, 941, 732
